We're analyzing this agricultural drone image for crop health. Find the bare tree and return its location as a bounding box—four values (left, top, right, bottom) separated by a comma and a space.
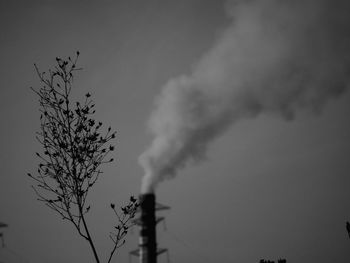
28, 52, 139, 263
259, 259, 287, 263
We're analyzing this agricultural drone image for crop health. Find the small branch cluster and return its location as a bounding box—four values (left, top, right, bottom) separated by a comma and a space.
28, 53, 135, 263
108, 196, 139, 263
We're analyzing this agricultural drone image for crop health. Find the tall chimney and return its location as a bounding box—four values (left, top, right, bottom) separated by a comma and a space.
139, 193, 157, 263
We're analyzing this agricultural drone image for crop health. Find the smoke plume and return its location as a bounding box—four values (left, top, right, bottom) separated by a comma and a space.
139, 0, 350, 193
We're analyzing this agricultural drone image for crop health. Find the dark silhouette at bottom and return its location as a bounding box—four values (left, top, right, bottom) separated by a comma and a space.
260, 259, 287, 263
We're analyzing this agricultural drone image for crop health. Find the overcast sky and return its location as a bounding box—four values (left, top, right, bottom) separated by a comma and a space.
1, 1, 350, 263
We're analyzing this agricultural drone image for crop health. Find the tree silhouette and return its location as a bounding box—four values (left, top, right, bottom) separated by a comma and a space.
259, 258, 287, 263
28, 52, 139, 263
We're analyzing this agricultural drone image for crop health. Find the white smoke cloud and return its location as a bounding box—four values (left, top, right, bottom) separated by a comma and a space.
139, 0, 350, 193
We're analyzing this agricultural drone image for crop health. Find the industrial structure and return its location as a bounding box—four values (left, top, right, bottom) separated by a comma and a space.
130, 193, 169, 263
0, 222, 8, 248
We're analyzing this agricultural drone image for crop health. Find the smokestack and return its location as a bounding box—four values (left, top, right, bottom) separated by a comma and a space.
139, 193, 157, 263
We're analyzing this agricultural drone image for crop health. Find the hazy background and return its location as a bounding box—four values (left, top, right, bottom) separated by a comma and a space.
1, 0, 350, 263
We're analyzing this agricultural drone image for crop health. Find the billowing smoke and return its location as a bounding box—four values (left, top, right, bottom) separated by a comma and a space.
139, 0, 350, 193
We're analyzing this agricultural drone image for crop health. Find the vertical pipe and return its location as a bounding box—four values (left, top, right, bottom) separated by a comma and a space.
139, 193, 157, 263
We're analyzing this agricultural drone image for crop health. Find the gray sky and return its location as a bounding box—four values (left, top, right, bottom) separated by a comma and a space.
1, 1, 350, 263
